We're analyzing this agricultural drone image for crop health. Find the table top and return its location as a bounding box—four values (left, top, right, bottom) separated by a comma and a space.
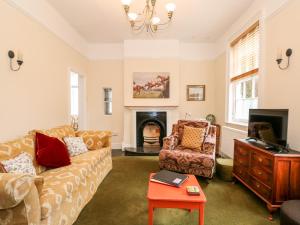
147, 173, 206, 203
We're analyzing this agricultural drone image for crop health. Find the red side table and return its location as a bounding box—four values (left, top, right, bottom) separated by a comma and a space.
147, 173, 207, 225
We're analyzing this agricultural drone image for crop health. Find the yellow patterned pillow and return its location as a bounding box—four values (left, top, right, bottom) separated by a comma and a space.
76, 131, 111, 150
181, 126, 206, 151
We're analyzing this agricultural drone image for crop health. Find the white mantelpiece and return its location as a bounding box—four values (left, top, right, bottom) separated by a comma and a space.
122, 107, 179, 149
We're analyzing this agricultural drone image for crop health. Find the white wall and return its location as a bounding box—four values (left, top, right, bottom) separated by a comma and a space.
215, 0, 300, 156
0, 1, 88, 141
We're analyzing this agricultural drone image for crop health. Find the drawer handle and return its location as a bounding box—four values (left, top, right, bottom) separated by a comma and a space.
258, 171, 262, 175
256, 183, 260, 188
258, 158, 263, 163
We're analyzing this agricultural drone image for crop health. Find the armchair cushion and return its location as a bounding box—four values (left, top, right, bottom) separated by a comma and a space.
76, 130, 111, 150
159, 149, 215, 178
181, 126, 206, 150
0, 173, 34, 209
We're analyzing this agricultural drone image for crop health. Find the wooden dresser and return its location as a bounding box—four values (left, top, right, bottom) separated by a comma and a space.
233, 139, 300, 220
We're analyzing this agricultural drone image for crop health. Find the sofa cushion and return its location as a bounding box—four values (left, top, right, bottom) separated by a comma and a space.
75, 131, 111, 150
29, 125, 76, 142
63, 137, 88, 157
0, 135, 45, 174
181, 126, 206, 150
36, 133, 71, 168
1, 152, 36, 176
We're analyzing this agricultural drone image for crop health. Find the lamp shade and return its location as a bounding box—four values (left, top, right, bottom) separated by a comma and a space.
128, 12, 138, 21
151, 17, 160, 25
165, 3, 176, 12
121, 0, 132, 6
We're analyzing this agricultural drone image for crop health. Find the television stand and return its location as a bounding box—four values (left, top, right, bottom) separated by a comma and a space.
233, 139, 300, 220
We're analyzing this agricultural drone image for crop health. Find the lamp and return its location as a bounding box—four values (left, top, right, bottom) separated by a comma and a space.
8, 50, 23, 71
276, 48, 292, 70
121, 0, 176, 34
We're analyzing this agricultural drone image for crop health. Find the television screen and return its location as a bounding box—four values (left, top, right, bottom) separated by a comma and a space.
248, 109, 288, 147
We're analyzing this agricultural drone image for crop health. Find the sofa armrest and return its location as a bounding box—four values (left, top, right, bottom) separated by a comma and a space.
162, 135, 179, 150
201, 125, 217, 155
0, 173, 34, 209
0, 173, 41, 225
76, 130, 112, 150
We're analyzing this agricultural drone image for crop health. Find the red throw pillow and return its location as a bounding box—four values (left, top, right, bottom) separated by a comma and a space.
35, 132, 71, 168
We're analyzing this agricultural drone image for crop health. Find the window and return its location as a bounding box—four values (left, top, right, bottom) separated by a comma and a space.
70, 71, 79, 116
229, 21, 260, 123
104, 88, 112, 115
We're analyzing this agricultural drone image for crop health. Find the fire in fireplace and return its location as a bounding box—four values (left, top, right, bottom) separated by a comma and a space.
143, 122, 161, 147
136, 112, 167, 148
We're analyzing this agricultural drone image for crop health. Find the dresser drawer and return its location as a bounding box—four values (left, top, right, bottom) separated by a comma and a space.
234, 156, 249, 167
235, 145, 249, 157
233, 165, 249, 182
252, 152, 273, 171
250, 177, 272, 201
250, 166, 272, 187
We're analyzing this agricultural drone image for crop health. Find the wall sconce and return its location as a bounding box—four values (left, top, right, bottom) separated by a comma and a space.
276, 48, 292, 70
8, 50, 24, 71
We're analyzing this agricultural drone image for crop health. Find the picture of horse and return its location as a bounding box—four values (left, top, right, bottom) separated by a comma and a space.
133, 72, 170, 98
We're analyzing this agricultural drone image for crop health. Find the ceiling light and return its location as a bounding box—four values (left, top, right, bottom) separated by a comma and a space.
121, 0, 132, 6
151, 17, 160, 25
165, 3, 176, 12
128, 12, 138, 21
122, 1, 176, 34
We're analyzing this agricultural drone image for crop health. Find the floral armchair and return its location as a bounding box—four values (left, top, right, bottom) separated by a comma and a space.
159, 120, 217, 178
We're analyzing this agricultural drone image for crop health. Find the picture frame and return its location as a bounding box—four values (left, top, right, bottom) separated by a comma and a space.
133, 72, 170, 99
186, 85, 205, 101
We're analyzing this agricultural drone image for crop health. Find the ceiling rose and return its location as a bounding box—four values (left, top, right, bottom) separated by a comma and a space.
121, 0, 176, 34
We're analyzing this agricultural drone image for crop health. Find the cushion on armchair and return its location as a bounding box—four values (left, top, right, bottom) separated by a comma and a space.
181, 126, 206, 151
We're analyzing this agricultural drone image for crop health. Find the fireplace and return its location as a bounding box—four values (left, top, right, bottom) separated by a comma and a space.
136, 112, 167, 148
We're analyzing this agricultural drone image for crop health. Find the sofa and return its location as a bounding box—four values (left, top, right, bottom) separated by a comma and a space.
159, 120, 217, 178
0, 125, 112, 225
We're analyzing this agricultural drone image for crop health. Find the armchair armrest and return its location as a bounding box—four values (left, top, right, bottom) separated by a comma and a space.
162, 134, 179, 150
76, 130, 112, 150
201, 125, 217, 155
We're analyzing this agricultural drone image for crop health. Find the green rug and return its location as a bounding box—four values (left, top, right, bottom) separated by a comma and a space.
74, 156, 279, 225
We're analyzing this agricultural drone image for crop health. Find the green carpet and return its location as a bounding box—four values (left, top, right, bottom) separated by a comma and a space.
74, 156, 279, 225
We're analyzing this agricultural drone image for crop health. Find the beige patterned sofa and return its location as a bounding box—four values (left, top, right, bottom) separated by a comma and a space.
159, 120, 217, 178
0, 125, 112, 225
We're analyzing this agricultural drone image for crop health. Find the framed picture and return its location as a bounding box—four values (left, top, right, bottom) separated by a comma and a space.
133, 72, 170, 98
186, 85, 205, 101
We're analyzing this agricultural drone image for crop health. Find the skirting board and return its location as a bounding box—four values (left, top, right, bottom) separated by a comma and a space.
112, 143, 122, 150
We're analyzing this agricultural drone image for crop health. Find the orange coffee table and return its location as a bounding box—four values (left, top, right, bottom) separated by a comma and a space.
147, 173, 207, 225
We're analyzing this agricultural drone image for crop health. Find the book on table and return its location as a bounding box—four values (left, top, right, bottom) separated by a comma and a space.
150, 170, 188, 187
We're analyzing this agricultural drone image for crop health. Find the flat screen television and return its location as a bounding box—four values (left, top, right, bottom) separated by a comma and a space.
248, 109, 289, 148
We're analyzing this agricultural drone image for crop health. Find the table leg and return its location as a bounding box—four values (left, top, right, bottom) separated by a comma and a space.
199, 204, 205, 225
148, 202, 153, 225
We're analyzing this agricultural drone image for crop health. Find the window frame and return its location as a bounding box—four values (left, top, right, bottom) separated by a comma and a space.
227, 21, 260, 125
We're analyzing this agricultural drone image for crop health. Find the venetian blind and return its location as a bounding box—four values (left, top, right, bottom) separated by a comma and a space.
230, 21, 259, 82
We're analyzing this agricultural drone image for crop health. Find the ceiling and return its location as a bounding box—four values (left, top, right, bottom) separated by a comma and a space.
46, 0, 254, 43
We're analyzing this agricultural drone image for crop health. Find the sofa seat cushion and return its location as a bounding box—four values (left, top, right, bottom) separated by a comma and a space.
71, 147, 111, 167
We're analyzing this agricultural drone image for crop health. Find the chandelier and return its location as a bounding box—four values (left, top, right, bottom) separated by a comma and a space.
121, 0, 176, 34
